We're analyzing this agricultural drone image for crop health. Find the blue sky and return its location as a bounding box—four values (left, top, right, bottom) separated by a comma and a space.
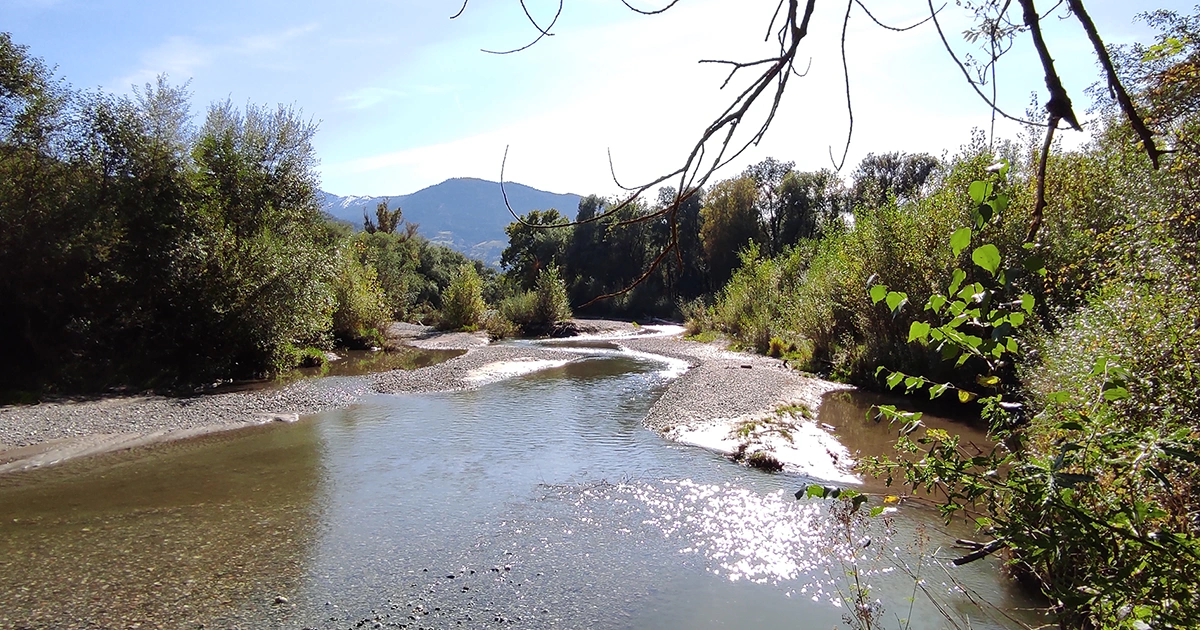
1, 0, 1187, 197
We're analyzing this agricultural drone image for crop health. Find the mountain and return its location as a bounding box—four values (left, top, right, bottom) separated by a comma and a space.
320, 178, 582, 266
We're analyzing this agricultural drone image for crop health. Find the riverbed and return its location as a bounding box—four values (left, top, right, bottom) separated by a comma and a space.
0, 332, 1044, 629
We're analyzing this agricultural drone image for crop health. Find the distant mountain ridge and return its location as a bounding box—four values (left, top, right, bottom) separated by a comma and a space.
320, 178, 582, 266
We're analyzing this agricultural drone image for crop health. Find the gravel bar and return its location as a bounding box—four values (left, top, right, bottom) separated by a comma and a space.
0, 320, 846, 473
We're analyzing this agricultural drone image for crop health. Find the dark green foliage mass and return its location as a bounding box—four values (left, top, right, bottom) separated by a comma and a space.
0, 34, 498, 397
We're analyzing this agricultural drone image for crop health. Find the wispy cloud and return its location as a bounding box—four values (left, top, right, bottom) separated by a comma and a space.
112, 23, 319, 92
338, 83, 457, 110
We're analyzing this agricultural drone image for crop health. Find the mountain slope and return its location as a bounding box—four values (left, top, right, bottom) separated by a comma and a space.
321, 178, 582, 266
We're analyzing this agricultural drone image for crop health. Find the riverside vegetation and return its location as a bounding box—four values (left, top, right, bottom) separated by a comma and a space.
698, 12, 1198, 630
0, 33, 541, 400
3, 5, 1199, 627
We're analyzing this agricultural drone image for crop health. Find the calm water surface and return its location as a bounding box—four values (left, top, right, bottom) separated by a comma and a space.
0, 346, 1043, 629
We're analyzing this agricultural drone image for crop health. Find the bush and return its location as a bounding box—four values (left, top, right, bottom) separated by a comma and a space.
482, 310, 518, 340
496, 266, 572, 336
331, 245, 390, 348
439, 263, 487, 331
533, 265, 572, 325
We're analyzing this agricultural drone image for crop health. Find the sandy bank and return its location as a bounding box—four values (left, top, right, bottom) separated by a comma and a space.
0, 320, 850, 477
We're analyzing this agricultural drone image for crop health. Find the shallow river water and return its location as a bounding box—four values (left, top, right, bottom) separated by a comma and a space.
0, 344, 1044, 629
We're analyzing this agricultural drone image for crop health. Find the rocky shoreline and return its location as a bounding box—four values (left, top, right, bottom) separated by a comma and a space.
0, 320, 846, 475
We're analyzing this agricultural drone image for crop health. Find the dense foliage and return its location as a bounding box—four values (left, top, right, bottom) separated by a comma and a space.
761, 11, 1200, 628
0, 34, 501, 397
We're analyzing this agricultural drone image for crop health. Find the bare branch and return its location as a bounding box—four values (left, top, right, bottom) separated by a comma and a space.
482, 0, 564, 55
854, 0, 941, 32
1016, 0, 1081, 130
1027, 113, 1060, 243
829, 0, 854, 171
1065, 0, 1161, 168
619, 0, 682, 16
927, 0, 1047, 127
449, 0, 469, 20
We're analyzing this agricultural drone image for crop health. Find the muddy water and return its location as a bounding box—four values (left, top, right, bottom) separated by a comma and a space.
0, 348, 1042, 629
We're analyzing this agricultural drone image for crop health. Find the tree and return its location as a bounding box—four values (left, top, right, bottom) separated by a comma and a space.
700, 176, 762, 288
500, 208, 571, 290
775, 169, 844, 246
742, 157, 795, 255
850, 152, 939, 208
363, 199, 403, 234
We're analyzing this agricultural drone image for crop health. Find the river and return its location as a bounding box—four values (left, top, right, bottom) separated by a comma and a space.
0, 342, 1044, 629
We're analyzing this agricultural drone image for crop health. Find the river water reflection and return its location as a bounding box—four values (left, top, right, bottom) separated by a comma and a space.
0, 346, 1042, 629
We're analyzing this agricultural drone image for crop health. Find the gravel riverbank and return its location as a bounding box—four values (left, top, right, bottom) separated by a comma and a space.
0, 320, 845, 474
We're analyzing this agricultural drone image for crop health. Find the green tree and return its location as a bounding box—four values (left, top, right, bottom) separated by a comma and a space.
775, 169, 844, 248
500, 208, 571, 290
742, 157, 795, 255
440, 262, 487, 330
850, 152, 939, 208
700, 176, 762, 288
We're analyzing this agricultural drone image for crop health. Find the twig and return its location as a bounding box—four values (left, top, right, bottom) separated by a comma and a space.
482, 0, 564, 55
619, 0, 682, 15
854, 0, 941, 32
927, 0, 1046, 127
1026, 112, 1059, 243
829, 0, 854, 171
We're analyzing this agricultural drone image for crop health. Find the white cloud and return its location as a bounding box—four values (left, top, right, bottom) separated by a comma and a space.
111, 22, 319, 93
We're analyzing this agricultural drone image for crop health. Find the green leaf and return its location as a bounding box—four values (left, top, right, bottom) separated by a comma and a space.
1055, 473, 1096, 488
991, 192, 1009, 213
971, 244, 1002, 276
948, 269, 967, 296
886, 371, 905, 389
1103, 386, 1131, 402
850, 494, 869, 513
904, 376, 922, 390
869, 506, 886, 518
950, 227, 972, 257
1058, 421, 1084, 431
968, 180, 991, 205
1020, 293, 1035, 314
907, 321, 931, 343
805, 485, 827, 499
869, 284, 888, 304
958, 390, 976, 403
928, 383, 950, 399
926, 294, 947, 314
1022, 254, 1046, 276
1008, 312, 1025, 327
885, 291, 908, 312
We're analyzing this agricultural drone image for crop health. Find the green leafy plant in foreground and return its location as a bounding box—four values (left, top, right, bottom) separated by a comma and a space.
810, 166, 1200, 628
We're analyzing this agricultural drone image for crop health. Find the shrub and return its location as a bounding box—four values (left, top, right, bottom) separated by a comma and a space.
533, 265, 572, 325
439, 262, 488, 331
482, 310, 518, 340
499, 291, 539, 333
331, 245, 390, 348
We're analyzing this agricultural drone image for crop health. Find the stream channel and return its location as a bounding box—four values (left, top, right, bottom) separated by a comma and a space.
0, 341, 1044, 629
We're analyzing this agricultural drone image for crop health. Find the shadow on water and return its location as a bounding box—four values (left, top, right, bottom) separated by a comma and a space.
816, 389, 995, 495
0, 348, 1045, 629
212, 346, 465, 394
0, 420, 324, 628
